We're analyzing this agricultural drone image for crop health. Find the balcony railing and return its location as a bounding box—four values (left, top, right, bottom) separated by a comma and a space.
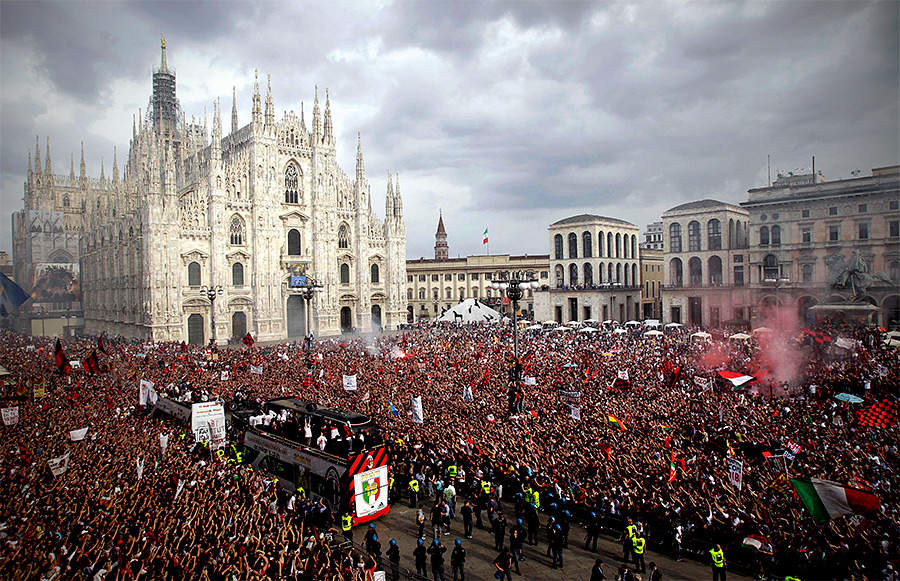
553, 283, 642, 291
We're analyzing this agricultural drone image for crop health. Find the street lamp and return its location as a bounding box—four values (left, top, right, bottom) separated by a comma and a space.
491, 274, 539, 414
297, 278, 323, 349
200, 285, 224, 345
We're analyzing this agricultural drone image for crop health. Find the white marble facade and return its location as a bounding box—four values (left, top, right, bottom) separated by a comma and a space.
71, 40, 406, 343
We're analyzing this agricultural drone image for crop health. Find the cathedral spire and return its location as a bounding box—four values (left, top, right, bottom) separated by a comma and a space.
213, 97, 222, 140
112, 146, 119, 185
356, 131, 365, 182
79, 141, 86, 189
252, 70, 262, 125
300, 101, 307, 134
385, 170, 394, 217
133, 113, 137, 141
34, 136, 41, 176
265, 74, 275, 129
312, 85, 321, 142
99, 156, 106, 188
231, 86, 238, 134
159, 35, 168, 72
44, 137, 52, 175
394, 172, 403, 217
69, 153, 75, 180
27, 151, 32, 182
323, 88, 333, 144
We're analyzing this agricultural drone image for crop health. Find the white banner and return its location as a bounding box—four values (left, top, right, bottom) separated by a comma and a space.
411, 396, 424, 424
360, 391, 371, 404
353, 464, 389, 518
2, 407, 19, 426
617, 369, 629, 381
49, 452, 71, 477
727, 457, 743, 491
159, 433, 169, 454
570, 406, 581, 420
220, 370, 229, 381
523, 376, 536, 386
250, 365, 263, 375
694, 376, 710, 389
191, 402, 225, 444
139, 379, 155, 406
175, 479, 185, 500
208, 418, 227, 451
343, 375, 358, 391
70, 427, 89, 441
462, 385, 473, 402
136, 457, 144, 481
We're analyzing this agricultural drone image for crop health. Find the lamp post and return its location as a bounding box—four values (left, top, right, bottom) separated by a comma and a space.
492, 274, 539, 414
200, 285, 224, 345
763, 276, 790, 331
298, 278, 323, 350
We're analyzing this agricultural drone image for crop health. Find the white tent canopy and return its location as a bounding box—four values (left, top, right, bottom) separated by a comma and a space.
665, 322, 683, 329
624, 320, 641, 327
525, 324, 543, 331
644, 329, 664, 337
437, 299, 502, 324
729, 333, 752, 341
579, 326, 599, 333
554, 326, 574, 332
691, 331, 712, 340
613, 328, 627, 334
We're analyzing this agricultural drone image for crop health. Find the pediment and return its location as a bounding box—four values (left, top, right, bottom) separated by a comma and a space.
181, 249, 209, 264
227, 250, 251, 263
279, 210, 310, 222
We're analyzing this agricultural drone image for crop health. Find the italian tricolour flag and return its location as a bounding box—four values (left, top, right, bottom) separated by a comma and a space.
790, 477, 880, 523
717, 370, 757, 389
608, 414, 627, 431
482, 228, 489, 245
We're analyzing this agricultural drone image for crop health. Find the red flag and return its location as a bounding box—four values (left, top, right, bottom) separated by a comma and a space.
83, 350, 100, 375
242, 332, 254, 347
857, 398, 897, 428
98, 336, 108, 355
54, 339, 71, 375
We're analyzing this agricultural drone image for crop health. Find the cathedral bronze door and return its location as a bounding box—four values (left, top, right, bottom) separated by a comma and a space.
187, 314, 204, 345
286, 295, 306, 338
370, 305, 382, 331
340, 307, 352, 333
232, 311, 247, 342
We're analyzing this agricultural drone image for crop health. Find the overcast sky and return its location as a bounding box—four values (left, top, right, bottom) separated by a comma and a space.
1, 0, 897, 260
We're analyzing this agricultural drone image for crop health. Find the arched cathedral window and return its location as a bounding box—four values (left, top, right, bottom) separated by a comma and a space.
230, 215, 245, 245
284, 164, 300, 204
338, 224, 349, 249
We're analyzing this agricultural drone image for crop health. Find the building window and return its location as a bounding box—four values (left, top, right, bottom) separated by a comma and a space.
231, 262, 243, 286
891, 200, 899, 210
891, 261, 900, 282
771, 225, 781, 246
733, 266, 744, 287
759, 226, 769, 246
669, 258, 683, 287
829, 225, 840, 242
340, 263, 350, 284
445, 287, 452, 299
188, 261, 201, 287
418, 289, 425, 300
569, 263, 579, 286
763, 254, 779, 280
583, 263, 593, 286
802, 209, 810, 218
890, 220, 900, 239
858, 222, 869, 240
371, 264, 380, 283
801, 227, 811, 245
687, 221, 701, 251
772, 213, 779, 220
472, 288, 478, 298
733, 255, 743, 263
801, 263, 813, 283
431, 274, 439, 281
708, 255, 722, 286
458, 287, 465, 299
407, 275, 413, 282
541, 271, 548, 279
407, 289, 413, 300
338, 224, 349, 249
829, 206, 838, 216
583, 231, 593, 258
418, 275, 426, 282
457, 273, 465, 281
858, 204, 867, 213
444, 274, 452, 281
230, 215, 244, 245
707, 219, 721, 250
615, 233, 622, 258
568, 233, 578, 259
287, 229, 301, 255
688, 257, 702, 287
433, 289, 438, 300
470, 273, 479, 280
284, 163, 301, 204
554, 234, 563, 260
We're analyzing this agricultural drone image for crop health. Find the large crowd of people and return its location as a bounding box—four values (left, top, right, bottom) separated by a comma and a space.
0, 315, 897, 580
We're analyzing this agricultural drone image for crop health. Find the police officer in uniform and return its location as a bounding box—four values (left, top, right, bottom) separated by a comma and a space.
450, 538, 466, 581
621, 518, 637, 565
585, 511, 600, 552
710, 543, 726, 581
413, 538, 428, 578
409, 477, 420, 508
387, 539, 400, 581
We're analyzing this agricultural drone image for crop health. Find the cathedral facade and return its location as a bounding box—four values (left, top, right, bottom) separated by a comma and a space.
16, 39, 407, 343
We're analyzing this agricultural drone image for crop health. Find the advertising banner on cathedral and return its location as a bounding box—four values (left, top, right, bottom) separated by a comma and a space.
289, 262, 309, 288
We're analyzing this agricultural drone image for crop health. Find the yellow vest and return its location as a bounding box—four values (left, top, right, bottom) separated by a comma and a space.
481, 481, 492, 494
341, 515, 353, 531
297, 486, 306, 498
710, 548, 724, 567
409, 480, 419, 492
532, 492, 540, 508
448, 465, 457, 478
626, 525, 637, 539
389, 476, 395, 490
633, 537, 645, 554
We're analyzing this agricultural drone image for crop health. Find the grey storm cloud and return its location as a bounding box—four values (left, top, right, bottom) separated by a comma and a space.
1, 0, 897, 261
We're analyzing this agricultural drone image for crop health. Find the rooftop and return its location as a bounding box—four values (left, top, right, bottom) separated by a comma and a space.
664, 199, 742, 213
550, 214, 635, 227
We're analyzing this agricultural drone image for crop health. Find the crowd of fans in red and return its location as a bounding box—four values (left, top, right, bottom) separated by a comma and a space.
0, 318, 897, 580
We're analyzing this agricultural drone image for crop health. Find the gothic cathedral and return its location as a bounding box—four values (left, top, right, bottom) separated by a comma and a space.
16, 39, 407, 343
